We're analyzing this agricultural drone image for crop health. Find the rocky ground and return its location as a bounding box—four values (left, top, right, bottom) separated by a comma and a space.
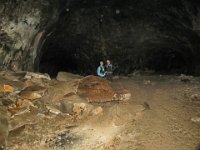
0, 71, 200, 150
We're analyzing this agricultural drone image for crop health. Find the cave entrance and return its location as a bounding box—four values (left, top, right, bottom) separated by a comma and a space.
38, 33, 104, 77
38, 8, 105, 77
39, 47, 79, 77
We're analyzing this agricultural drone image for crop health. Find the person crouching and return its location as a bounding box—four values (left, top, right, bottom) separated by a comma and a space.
97, 61, 106, 78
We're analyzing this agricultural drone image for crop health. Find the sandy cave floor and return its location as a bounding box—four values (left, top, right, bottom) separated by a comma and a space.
1, 73, 200, 150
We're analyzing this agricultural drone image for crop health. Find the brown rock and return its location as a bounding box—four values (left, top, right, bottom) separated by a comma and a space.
19, 91, 42, 100
73, 103, 87, 115
0, 84, 14, 93
77, 75, 116, 102
77, 75, 131, 102
59, 99, 74, 114
19, 85, 48, 100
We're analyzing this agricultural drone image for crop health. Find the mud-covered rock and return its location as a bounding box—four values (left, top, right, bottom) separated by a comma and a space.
77, 75, 131, 102
77, 76, 116, 102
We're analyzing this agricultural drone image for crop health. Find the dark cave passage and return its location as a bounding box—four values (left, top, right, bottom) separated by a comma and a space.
38, 0, 200, 77
39, 47, 79, 77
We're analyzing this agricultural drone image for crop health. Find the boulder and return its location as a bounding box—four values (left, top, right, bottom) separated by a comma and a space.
77, 75, 131, 102
77, 76, 116, 102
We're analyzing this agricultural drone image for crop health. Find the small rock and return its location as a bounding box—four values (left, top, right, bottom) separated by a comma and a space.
113, 76, 120, 80
9, 125, 26, 137
115, 9, 120, 14
59, 99, 74, 114
179, 74, 193, 83
190, 94, 200, 101
19, 85, 48, 100
92, 107, 103, 115
113, 88, 131, 101
191, 117, 200, 123
46, 105, 61, 115
73, 103, 87, 115
9, 108, 30, 117
121, 76, 128, 79
0, 84, 14, 93
143, 102, 151, 110
143, 80, 151, 85
24, 72, 51, 80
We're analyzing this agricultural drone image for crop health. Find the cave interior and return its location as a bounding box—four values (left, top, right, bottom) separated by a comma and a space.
35, 0, 200, 77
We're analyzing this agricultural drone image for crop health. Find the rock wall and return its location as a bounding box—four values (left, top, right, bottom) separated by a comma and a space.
0, 0, 63, 71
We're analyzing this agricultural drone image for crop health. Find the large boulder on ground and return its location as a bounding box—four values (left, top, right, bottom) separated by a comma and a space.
77, 75, 131, 102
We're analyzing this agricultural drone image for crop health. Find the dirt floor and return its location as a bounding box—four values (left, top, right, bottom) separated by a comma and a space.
1, 72, 200, 150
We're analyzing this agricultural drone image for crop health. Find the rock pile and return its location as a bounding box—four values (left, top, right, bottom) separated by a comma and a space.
0, 71, 131, 149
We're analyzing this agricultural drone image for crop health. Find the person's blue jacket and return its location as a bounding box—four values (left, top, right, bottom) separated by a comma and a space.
97, 66, 105, 77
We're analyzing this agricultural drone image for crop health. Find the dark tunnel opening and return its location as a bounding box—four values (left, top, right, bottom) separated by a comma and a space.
39, 47, 78, 77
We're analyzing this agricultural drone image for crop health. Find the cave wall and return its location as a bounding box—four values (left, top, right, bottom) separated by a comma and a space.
0, 0, 64, 71
1, 0, 200, 75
